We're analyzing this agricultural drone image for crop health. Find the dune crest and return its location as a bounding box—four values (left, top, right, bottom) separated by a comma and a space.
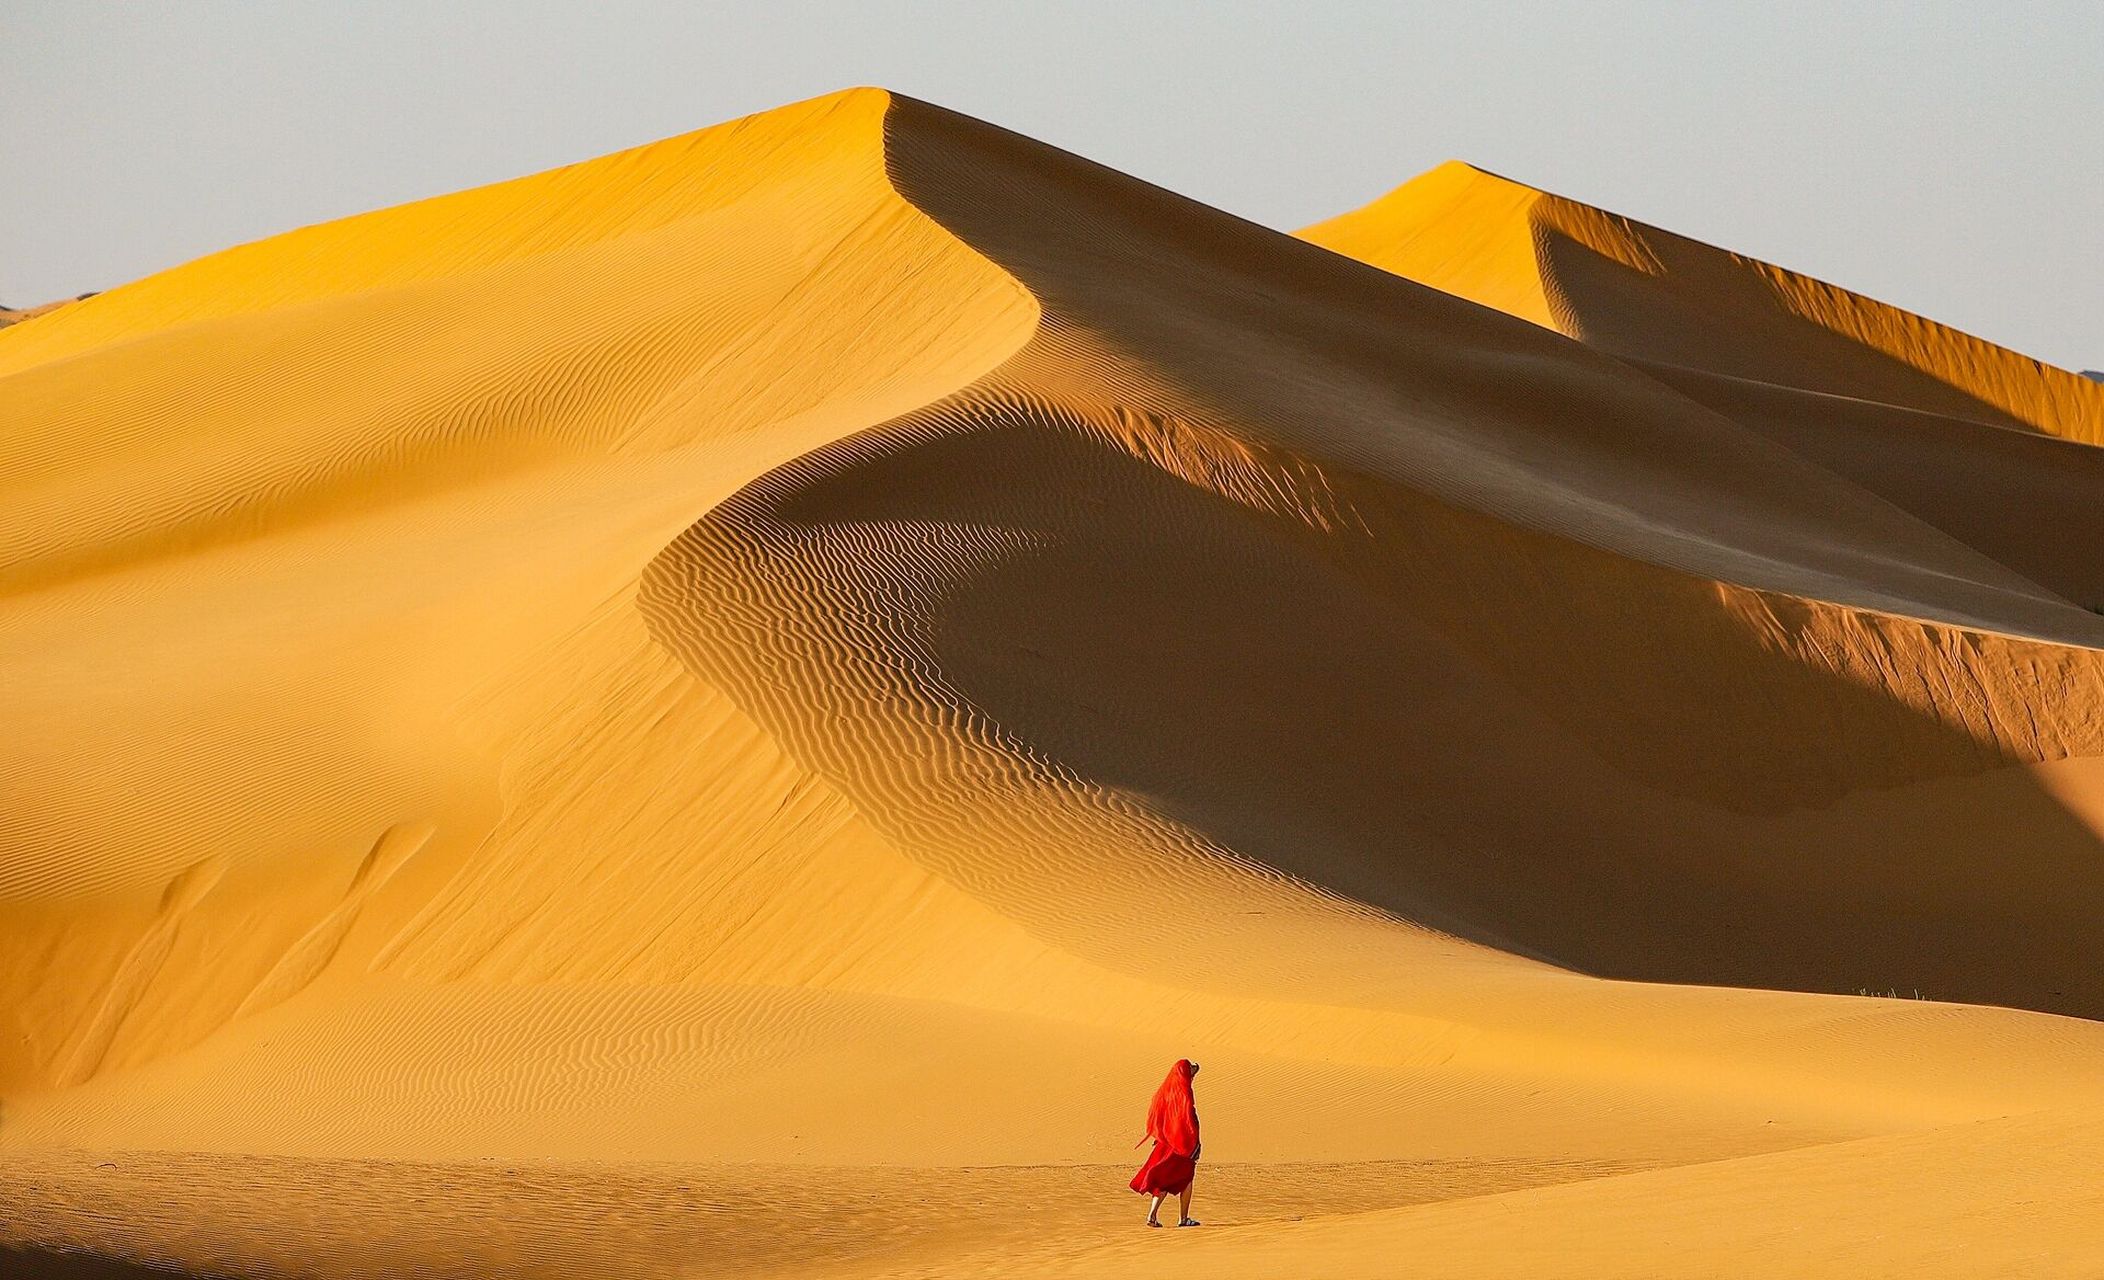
6, 90, 2104, 1277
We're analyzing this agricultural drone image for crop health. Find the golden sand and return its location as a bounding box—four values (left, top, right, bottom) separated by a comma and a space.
5, 90, 2103, 1277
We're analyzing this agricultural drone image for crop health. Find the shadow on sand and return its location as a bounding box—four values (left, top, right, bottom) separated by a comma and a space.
2, 1248, 210, 1279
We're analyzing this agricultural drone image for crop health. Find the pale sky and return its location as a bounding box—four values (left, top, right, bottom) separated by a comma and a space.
5, 2, 2099, 369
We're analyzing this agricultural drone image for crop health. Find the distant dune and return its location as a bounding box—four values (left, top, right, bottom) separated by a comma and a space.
0, 297, 83, 330
6, 90, 2104, 1278
1300, 161, 2104, 440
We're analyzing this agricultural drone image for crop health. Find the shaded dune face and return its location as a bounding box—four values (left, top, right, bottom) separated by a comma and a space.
648, 406, 2104, 1014
1633, 364, 2104, 612
635, 97, 2104, 1017
1526, 202, 2058, 432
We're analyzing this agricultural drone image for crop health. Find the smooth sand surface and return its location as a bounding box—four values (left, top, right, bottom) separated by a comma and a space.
5, 90, 2104, 1277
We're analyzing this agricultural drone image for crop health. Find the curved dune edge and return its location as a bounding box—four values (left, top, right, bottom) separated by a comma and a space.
4, 88, 2104, 1277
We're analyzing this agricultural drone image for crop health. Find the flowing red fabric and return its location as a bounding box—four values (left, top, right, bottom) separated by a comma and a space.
1129, 1059, 1200, 1195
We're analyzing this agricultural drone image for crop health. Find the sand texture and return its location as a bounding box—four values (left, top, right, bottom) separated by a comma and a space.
5, 90, 2103, 1277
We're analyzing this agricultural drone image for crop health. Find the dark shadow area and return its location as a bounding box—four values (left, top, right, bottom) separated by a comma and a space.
1, 1248, 207, 1279
691, 407, 2104, 1018
1641, 360, 2104, 610
1529, 207, 2036, 430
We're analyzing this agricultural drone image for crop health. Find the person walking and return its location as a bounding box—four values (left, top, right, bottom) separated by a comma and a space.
1129, 1058, 1202, 1227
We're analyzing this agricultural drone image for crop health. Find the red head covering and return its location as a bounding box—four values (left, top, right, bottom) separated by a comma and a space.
1142, 1059, 1200, 1156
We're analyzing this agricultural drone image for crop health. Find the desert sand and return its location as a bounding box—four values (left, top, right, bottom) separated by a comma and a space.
5, 89, 2104, 1278
0, 299, 79, 331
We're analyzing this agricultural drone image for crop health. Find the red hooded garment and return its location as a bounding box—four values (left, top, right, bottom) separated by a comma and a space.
1130, 1059, 1200, 1195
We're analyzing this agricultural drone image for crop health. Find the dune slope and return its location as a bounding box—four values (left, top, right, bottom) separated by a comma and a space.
6, 91, 2104, 1277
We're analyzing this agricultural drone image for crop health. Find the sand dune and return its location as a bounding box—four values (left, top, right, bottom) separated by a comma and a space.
6, 89, 2104, 1277
0, 298, 81, 331
1300, 160, 2104, 441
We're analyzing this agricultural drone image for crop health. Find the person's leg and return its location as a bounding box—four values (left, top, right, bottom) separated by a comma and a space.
1146, 1192, 1166, 1225
1177, 1182, 1197, 1225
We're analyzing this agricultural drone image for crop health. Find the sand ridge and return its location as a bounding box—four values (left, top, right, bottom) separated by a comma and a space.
5, 89, 2104, 1277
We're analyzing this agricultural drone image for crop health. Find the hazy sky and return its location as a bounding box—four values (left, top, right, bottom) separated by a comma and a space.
6, 2, 2100, 368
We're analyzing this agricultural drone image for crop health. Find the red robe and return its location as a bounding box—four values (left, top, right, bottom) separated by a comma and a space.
1130, 1059, 1201, 1195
